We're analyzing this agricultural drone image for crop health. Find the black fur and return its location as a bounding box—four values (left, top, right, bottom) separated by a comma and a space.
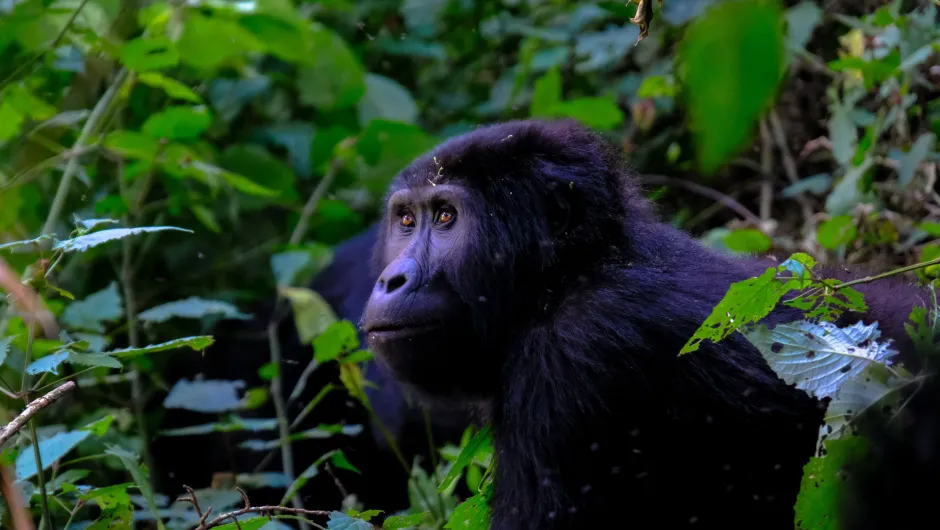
360, 119, 926, 529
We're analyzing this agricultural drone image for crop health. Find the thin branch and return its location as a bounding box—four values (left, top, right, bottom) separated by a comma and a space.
41, 68, 129, 237
758, 119, 774, 223
182, 485, 330, 530
1, 463, 35, 530
768, 109, 815, 224
289, 163, 339, 247
834, 256, 940, 291
0, 382, 76, 446
639, 174, 763, 226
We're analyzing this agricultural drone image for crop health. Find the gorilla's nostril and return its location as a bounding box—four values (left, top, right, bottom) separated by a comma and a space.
386, 274, 407, 293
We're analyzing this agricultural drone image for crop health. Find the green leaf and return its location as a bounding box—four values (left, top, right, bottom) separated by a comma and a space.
16, 430, 91, 481
781, 173, 832, 198
271, 246, 334, 287
784, 1, 822, 52
53, 226, 192, 253
120, 36, 179, 71
550, 97, 624, 131
105, 446, 165, 530
679, 0, 786, 175
326, 511, 373, 530
81, 415, 115, 437
356, 120, 437, 194
438, 425, 492, 494
816, 215, 857, 250
383, 512, 430, 530
239, 14, 312, 64
313, 320, 359, 363
918, 222, 940, 237
61, 282, 123, 333
825, 157, 874, 216
680, 266, 800, 355
104, 130, 161, 161
897, 132, 935, 188
0, 98, 24, 142
0, 336, 12, 368
107, 336, 215, 358
160, 417, 277, 437
280, 287, 339, 345
0, 235, 55, 252
722, 229, 772, 254
137, 72, 203, 103
164, 378, 245, 413
138, 297, 250, 323
217, 144, 299, 203
330, 450, 361, 474
296, 25, 366, 111
177, 13, 263, 72
530, 67, 562, 117
186, 160, 282, 198
357, 73, 419, 127
213, 518, 269, 530
444, 483, 493, 530
142, 106, 213, 141
636, 75, 678, 99
794, 437, 868, 530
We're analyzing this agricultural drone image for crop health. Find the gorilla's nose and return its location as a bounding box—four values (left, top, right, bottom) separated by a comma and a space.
376, 257, 419, 295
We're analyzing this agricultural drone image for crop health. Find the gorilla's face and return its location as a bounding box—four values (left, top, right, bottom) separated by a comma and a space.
361, 183, 499, 402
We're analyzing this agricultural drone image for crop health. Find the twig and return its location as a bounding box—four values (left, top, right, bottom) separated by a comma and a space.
758, 119, 774, 223
767, 109, 815, 224
0, 382, 76, 446
181, 485, 331, 530
833, 256, 940, 291
639, 174, 763, 226
41, 68, 129, 237
289, 163, 339, 246
0, 256, 58, 338
1, 463, 35, 530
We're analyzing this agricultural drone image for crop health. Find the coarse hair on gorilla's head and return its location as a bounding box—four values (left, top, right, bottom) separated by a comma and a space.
360, 118, 926, 530
361, 119, 654, 401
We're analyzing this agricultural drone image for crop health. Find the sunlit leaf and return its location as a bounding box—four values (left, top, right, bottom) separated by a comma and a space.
280, 287, 339, 344
61, 282, 122, 333
439, 425, 492, 493
120, 36, 179, 71
16, 430, 91, 481
104, 130, 162, 161
296, 25, 366, 111
794, 437, 868, 530
106, 336, 215, 358
530, 67, 562, 118
384, 512, 430, 530
142, 106, 213, 141
897, 132, 935, 188
325, 511, 372, 530
105, 446, 163, 527
314, 320, 359, 363
137, 72, 203, 103
177, 13, 263, 72
722, 229, 772, 255
551, 97, 624, 130
357, 73, 419, 128
54, 226, 192, 253
163, 379, 246, 413
139, 297, 250, 323
816, 215, 857, 250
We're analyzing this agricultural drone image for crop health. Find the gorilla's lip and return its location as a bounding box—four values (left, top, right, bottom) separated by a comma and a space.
364, 321, 441, 339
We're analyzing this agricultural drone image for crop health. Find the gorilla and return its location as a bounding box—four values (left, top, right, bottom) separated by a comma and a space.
358, 119, 926, 529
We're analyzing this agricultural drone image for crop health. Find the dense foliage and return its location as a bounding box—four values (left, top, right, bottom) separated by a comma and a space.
0, 0, 937, 528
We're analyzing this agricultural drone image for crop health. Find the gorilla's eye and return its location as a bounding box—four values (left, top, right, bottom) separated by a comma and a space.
400, 213, 415, 228
436, 208, 456, 225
